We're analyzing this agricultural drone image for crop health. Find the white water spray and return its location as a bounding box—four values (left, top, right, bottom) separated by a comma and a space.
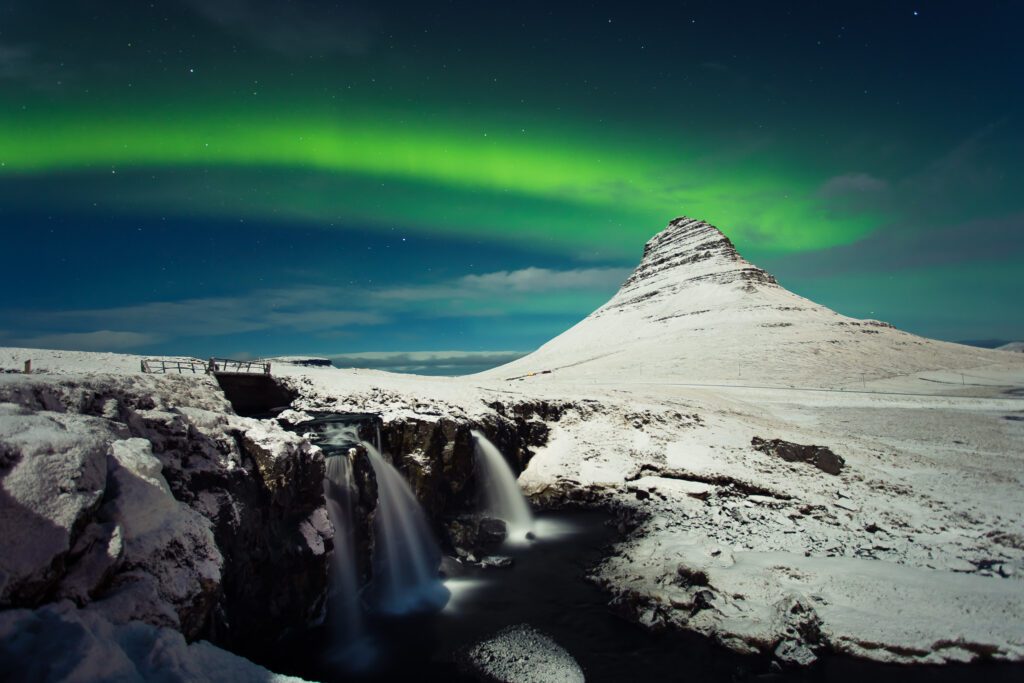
471, 430, 534, 541
364, 443, 449, 615
322, 453, 375, 669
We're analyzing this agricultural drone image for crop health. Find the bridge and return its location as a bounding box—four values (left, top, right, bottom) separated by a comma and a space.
140, 357, 289, 416
140, 357, 272, 375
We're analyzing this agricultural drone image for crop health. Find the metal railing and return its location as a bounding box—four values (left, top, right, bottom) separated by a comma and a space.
140, 357, 272, 375
140, 358, 208, 374
208, 358, 272, 375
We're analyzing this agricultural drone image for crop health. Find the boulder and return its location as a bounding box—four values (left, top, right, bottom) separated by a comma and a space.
459, 624, 585, 683
751, 437, 844, 475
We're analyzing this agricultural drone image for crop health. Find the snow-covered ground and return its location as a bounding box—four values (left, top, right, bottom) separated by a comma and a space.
2, 217, 1022, 670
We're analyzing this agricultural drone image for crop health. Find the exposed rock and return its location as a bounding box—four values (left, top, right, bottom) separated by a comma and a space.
241, 426, 324, 514
94, 437, 223, 638
751, 437, 845, 475
459, 624, 585, 683
0, 405, 115, 607
0, 374, 333, 657
447, 515, 508, 554
54, 521, 123, 605
380, 416, 477, 521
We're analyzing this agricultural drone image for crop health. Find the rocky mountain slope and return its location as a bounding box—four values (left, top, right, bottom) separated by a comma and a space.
482, 217, 1005, 387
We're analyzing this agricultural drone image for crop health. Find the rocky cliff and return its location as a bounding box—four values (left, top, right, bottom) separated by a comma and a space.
0, 373, 332, 661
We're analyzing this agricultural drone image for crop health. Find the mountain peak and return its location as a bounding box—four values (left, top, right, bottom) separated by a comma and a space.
609, 217, 776, 314
483, 216, 1009, 384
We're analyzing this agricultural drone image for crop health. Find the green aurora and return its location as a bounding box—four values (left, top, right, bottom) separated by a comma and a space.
0, 106, 880, 256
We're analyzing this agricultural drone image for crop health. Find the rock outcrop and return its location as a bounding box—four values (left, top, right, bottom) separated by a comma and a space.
0, 373, 332, 657
751, 437, 845, 475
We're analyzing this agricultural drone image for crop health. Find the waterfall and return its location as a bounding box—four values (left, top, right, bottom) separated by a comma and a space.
364, 443, 449, 615
471, 430, 534, 542
322, 423, 361, 449
322, 454, 374, 669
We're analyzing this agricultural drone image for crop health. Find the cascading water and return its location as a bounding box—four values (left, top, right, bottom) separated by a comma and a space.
364, 443, 450, 615
471, 430, 534, 542
322, 452, 374, 669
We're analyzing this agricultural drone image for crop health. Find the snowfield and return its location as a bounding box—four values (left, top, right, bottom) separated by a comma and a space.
2, 217, 1022, 673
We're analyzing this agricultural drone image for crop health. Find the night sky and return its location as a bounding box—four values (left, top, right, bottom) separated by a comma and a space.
1, 1, 1021, 373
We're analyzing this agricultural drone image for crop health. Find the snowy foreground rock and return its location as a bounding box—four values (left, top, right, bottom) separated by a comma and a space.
0, 373, 324, 680
0, 601, 305, 682
459, 624, 585, 683
1, 216, 1023, 676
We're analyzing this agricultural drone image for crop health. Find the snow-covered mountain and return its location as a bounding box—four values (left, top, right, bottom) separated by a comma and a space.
483, 217, 1004, 386
998, 341, 1024, 353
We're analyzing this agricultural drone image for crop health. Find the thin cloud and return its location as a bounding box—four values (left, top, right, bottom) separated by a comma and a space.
818, 172, 890, 199
375, 266, 629, 302
11, 330, 163, 351
459, 267, 629, 293
182, 0, 377, 57
9, 287, 388, 339
0, 42, 64, 89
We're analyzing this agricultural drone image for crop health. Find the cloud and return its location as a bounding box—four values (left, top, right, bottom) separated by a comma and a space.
327, 350, 527, 376
1, 266, 625, 353
761, 211, 1024, 278
818, 172, 890, 199
459, 267, 629, 293
10, 286, 388, 340
899, 121, 1011, 219
182, 0, 377, 57
375, 267, 629, 303
0, 42, 63, 89
11, 330, 163, 351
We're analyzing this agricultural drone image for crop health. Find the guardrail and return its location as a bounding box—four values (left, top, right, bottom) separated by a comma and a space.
140, 358, 209, 374
208, 358, 272, 375
140, 357, 272, 375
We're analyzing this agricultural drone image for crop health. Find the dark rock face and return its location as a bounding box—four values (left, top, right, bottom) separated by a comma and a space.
378, 401, 560, 526
751, 437, 845, 475
446, 515, 508, 555
380, 417, 478, 523
481, 400, 563, 471
0, 375, 332, 655
198, 432, 330, 654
